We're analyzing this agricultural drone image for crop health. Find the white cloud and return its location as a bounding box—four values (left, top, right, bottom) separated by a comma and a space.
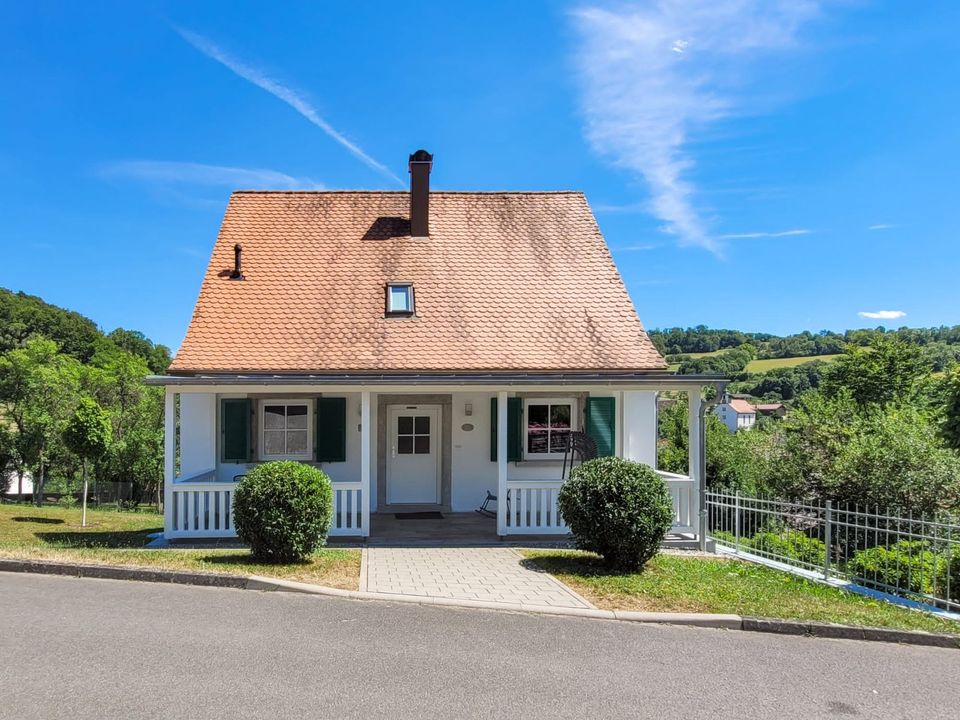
612, 243, 660, 251
720, 228, 812, 239
99, 160, 323, 190
858, 310, 907, 320
571, 1, 824, 254
175, 27, 402, 185
868, 223, 893, 230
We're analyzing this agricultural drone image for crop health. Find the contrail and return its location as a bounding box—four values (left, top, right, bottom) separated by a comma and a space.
176, 27, 402, 185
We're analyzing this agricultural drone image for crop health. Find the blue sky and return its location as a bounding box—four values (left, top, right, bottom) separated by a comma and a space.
1, 1, 958, 350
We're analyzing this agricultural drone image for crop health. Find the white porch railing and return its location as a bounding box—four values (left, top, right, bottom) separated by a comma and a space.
169, 469, 235, 539
329, 481, 367, 537
502, 471, 698, 536
659, 471, 696, 534
504, 481, 568, 534
167, 474, 367, 539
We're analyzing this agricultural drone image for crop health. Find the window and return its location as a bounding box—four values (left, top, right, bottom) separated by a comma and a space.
386, 283, 414, 315
397, 415, 431, 454
524, 398, 577, 459
261, 400, 312, 460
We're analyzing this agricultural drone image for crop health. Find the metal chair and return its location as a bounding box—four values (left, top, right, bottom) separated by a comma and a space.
561, 432, 598, 480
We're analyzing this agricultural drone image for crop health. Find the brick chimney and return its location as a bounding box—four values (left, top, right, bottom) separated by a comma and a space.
408, 149, 433, 237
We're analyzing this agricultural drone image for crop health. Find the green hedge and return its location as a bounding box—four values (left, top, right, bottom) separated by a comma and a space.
233, 461, 334, 562
558, 457, 673, 571
748, 530, 826, 567
847, 541, 940, 595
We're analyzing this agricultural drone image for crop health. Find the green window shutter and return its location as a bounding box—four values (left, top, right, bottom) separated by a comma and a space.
221, 398, 251, 463
507, 398, 522, 462
586, 396, 616, 457
490, 397, 523, 462
315, 397, 347, 462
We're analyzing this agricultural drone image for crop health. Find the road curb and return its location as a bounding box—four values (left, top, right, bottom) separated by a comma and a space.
0, 558, 249, 589
2, 558, 958, 647
741, 617, 960, 649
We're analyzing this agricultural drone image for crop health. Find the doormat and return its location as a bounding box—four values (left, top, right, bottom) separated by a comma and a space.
394, 511, 444, 520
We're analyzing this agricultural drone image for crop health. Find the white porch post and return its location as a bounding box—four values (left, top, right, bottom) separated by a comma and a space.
496, 390, 508, 536
360, 390, 371, 537
163, 389, 176, 536
687, 390, 703, 538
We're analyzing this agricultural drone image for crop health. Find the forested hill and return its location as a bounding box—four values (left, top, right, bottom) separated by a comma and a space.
0, 287, 170, 373
650, 325, 960, 364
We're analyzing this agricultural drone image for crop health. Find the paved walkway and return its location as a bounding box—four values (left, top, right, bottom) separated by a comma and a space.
363, 547, 593, 608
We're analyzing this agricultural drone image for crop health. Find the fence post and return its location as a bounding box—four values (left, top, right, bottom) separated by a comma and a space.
823, 500, 833, 580
734, 491, 741, 553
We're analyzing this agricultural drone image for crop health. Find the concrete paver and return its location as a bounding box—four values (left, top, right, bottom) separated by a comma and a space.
364, 547, 592, 608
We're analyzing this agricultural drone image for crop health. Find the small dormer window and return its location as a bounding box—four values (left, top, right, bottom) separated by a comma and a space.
386, 283, 414, 316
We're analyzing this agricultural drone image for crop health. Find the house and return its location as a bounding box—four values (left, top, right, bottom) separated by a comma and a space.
756, 402, 787, 418
1, 470, 33, 499
147, 151, 726, 542
713, 398, 757, 432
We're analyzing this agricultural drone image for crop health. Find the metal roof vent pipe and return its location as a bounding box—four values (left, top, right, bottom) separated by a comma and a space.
229, 243, 245, 280
408, 149, 433, 237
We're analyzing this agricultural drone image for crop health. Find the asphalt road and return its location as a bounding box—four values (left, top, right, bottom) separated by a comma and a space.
2, 572, 959, 719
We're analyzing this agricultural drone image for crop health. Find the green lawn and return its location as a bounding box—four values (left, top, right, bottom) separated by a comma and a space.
523, 550, 960, 635
0, 503, 361, 589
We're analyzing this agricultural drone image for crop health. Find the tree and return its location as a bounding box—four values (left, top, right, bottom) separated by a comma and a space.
0, 338, 81, 504
822, 337, 928, 408
63, 397, 112, 526
87, 352, 164, 506
942, 365, 960, 450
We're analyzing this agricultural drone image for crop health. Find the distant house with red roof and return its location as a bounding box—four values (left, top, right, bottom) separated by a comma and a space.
713, 398, 757, 432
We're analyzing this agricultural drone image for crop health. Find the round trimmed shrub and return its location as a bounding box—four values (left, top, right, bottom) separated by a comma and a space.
558, 457, 673, 571
233, 461, 334, 562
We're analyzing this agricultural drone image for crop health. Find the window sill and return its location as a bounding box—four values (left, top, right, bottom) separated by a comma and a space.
259, 456, 313, 462
516, 459, 565, 467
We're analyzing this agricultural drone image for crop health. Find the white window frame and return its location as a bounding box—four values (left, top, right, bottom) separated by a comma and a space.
260, 399, 313, 461
522, 397, 578, 461
386, 283, 415, 316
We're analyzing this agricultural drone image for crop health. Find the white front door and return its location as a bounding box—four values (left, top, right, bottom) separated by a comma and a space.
386, 404, 441, 505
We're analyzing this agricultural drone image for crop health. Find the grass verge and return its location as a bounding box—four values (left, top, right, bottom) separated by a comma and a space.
523, 549, 960, 635
0, 503, 361, 590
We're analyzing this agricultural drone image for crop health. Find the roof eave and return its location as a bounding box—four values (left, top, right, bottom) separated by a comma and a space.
146, 371, 727, 388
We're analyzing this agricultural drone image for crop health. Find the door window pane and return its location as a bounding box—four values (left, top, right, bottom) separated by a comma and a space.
414, 436, 430, 454
397, 436, 413, 454
414, 416, 430, 434
398, 416, 413, 434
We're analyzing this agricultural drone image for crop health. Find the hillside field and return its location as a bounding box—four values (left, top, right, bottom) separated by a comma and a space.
668, 353, 841, 373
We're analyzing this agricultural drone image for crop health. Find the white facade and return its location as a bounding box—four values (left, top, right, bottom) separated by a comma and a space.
713, 402, 757, 432
161, 380, 716, 540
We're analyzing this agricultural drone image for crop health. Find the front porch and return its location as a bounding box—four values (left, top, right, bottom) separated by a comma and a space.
158, 377, 723, 545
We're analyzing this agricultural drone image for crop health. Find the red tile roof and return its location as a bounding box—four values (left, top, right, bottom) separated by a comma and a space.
728, 399, 757, 414
169, 191, 667, 374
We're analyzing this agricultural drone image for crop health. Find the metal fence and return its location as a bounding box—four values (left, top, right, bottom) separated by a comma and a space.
706, 491, 960, 614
